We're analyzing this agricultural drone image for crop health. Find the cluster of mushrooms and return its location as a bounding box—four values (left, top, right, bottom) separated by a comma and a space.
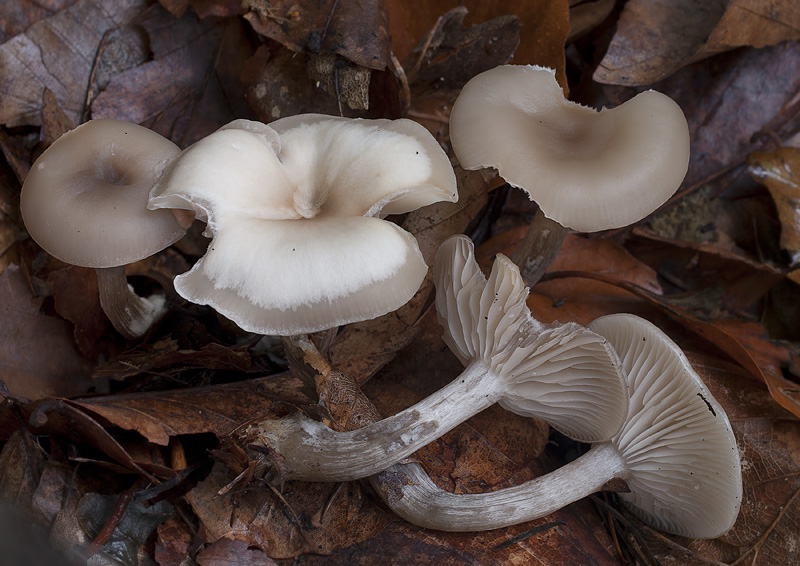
21, 65, 742, 537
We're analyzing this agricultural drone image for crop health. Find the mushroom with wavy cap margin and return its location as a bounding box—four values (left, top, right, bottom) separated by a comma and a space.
148, 115, 458, 336
449, 65, 690, 285
372, 313, 742, 537
245, 235, 628, 481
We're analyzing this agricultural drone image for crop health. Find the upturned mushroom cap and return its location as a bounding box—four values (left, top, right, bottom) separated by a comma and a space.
20, 119, 186, 267
589, 313, 742, 538
449, 65, 690, 232
149, 116, 458, 335
434, 235, 628, 442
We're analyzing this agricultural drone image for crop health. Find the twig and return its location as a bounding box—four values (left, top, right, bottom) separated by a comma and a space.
84, 489, 134, 558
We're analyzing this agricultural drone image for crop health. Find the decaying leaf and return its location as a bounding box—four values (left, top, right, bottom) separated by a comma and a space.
187, 462, 389, 558
749, 146, 800, 263
0, 264, 92, 400
595, 0, 800, 86
91, 5, 227, 144
0, 0, 147, 127
243, 0, 390, 71
388, 0, 570, 86
77, 493, 174, 565
196, 537, 278, 566
403, 7, 521, 93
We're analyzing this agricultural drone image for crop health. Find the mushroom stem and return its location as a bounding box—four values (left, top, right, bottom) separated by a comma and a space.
508, 208, 569, 286
371, 442, 626, 532
96, 266, 166, 339
249, 360, 503, 482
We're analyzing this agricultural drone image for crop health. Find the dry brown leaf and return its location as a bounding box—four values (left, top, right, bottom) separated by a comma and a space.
48, 266, 110, 360
403, 7, 521, 93
196, 538, 278, 566
154, 518, 194, 566
243, 0, 390, 71
627, 226, 785, 312
0, 0, 77, 44
0, 0, 147, 127
93, 339, 253, 382
187, 462, 389, 558
749, 146, 800, 261
388, 0, 570, 87
598, 41, 800, 192
0, 264, 92, 400
595, 0, 800, 86
241, 45, 344, 123
70, 372, 308, 446
91, 5, 227, 144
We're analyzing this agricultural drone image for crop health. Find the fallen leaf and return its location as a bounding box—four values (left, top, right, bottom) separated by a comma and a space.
48, 266, 111, 361
403, 7, 521, 93
0, 429, 45, 508
196, 538, 278, 566
243, 0, 390, 71
0, 264, 92, 399
77, 493, 173, 565
388, 0, 570, 87
155, 518, 194, 566
595, 0, 800, 86
70, 372, 308, 446
0, 0, 147, 127
91, 5, 226, 144
187, 462, 389, 558
749, 146, 800, 262
241, 45, 343, 123
93, 339, 253, 382
627, 226, 785, 313
0, 0, 77, 44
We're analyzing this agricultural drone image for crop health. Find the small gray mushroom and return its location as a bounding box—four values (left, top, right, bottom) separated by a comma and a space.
449, 65, 690, 284
20, 119, 188, 338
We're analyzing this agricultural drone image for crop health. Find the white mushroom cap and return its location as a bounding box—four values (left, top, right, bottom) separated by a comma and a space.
589, 313, 742, 538
434, 235, 628, 442
449, 65, 690, 232
20, 119, 186, 267
149, 117, 458, 335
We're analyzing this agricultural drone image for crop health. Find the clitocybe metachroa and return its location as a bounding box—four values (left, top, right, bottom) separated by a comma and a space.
373, 313, 742, 538
247, 235, 628, 481
20, 119, 189, 338
148, 115, 457, 336
449, 65, 690, 285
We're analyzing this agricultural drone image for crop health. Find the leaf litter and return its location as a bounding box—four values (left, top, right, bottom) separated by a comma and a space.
0, 0, 799, 564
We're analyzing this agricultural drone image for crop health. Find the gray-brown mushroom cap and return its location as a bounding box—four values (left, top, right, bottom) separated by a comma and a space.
20, 119, 186, 268
449, 65, 690, 232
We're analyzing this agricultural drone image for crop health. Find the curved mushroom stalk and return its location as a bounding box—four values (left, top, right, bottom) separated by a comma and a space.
246, 235, 628, 482
373, 314, 742, 538
20, 119, 187, 337
148, 116, 458, 336
95, 267, 167, 339
449, 65, 691, 285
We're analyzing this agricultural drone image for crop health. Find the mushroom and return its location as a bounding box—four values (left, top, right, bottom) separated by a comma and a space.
372, 313, 742, 537
20, 119, 188, 338
449, 65, 690, 284
148, 116, 457, 336
246, 235, 628, 481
